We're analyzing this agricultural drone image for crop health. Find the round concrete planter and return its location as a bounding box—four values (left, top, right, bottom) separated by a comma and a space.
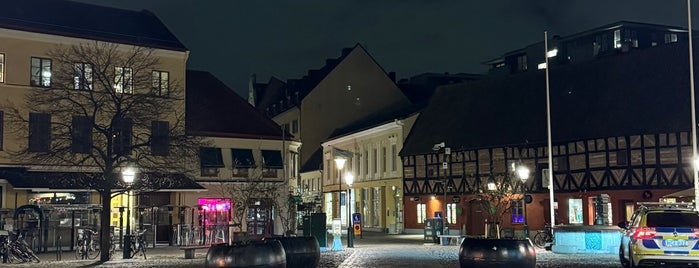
205, 240, 286, 268
458, 237, 536, 268
268, 236, 320, 268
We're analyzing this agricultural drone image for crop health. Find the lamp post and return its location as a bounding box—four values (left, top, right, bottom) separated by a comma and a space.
432, 142, 450, 237
516, 163, 531, 238
334, 157, 352, 248
345, 172, 354, 248
122, 167, 136, 259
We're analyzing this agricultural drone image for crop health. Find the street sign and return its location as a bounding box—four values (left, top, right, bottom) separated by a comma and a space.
352, 213, 361, 235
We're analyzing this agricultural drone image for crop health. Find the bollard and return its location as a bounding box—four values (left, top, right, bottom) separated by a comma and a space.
56, 235, 62, 261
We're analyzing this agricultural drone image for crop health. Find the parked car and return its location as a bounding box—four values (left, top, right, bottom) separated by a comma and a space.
618, 202, 699, 267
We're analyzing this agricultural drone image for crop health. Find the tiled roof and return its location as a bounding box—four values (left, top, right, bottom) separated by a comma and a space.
0, 0, 186, 51
186, 70, 292, 140
401, 42, 693, 156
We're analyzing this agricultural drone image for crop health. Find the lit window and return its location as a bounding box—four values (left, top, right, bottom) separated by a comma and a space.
74, 63, 93, 90
114, 67, 133, 94
0, 53, 5, 83
447, 203, 457, 225
569, 198, 583, 224
665, 33, 678, 44
517, 55, 527, 71
151, 70, 169, 96
511, 201, 523, 223
614, 29, 621, 48
417, 203, 426, 224
31, 57, 51, 87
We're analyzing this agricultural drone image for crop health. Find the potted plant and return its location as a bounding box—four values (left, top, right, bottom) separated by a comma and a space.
459, 172, 536, 268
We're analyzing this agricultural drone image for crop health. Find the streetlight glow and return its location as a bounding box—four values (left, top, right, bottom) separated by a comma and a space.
517, 165, 530, 183
345, 172, 354, 186
122, 167, 135, 184
334, 158, 346, 170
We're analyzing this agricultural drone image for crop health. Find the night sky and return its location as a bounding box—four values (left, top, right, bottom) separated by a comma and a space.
75, 0, 692, 97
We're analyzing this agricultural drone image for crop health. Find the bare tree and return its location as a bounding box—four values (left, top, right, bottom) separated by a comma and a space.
216, 170, 293, 242
1, 41, 203, 262
476, 174, 523, 238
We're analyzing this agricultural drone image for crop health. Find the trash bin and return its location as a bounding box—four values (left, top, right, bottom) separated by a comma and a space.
441, 227, 450, 245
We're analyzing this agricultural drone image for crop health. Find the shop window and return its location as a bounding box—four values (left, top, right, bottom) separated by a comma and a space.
417, 203, 426, 224
511, 201, 523, 224
447, 203, 457, 225
569, 198, 583, 224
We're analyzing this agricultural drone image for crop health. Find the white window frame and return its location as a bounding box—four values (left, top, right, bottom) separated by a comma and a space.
417, 203, 426, 224
114, 66, 133, 94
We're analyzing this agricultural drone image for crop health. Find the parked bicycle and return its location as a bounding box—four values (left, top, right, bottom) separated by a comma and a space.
75, 228, 100, 260
0, 230, 40, 263
533, 223, 554, 248
128, 229, 148, 259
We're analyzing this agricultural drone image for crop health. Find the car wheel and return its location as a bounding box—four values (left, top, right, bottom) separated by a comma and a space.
619, 245, 630, 268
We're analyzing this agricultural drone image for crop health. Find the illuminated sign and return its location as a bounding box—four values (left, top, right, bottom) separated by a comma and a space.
198, 198, 231, 212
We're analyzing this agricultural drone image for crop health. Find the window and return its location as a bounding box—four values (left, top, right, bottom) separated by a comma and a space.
614, 29, 621, 48
569, 198, 583, 224
381, 147, 386, 174
391, 144, 397, 172
516, 55, 527, 71
291, 119, 298, 134
151, 121, 169, 156
200, 147, 224, 177
556, 156, 568, 170
114, 67, 133, 94
417, 204, 426, 224
372, 188, 380, 226
71, 116, 92, 153
511, 201, 523, 224
372, 148, 377, 174
364, 150, 369, 175
151, 70, 169, 96
0, 111, 3, 150
283, 123, 290, 133
447, 203, 457, 225
617, 149, 628, 166
665, 33, 678, 44
0, 53, 5, 83
74, 63, 92, 90
112, 118, 133, 154
31, 57, 51, 87
28, 113, 50, 152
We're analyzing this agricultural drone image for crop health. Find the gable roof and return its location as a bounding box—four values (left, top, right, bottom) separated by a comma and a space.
256, 44, 387, 117
186, 70, 292, 140
402, 42, 693, 156
0, 0, 186, 51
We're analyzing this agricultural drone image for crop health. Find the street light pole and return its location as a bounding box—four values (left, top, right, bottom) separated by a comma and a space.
346, 173, 354, 248
516, 162, 531, 238
122, 167, 136, 259
432, 142, 450, 236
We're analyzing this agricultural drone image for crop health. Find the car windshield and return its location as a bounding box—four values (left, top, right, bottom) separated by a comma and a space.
646, 211, 699, 228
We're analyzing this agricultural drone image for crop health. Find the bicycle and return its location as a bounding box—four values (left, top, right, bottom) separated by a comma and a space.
1, 231, 40, 263
128, 229, 148, 259
533, 223, 553, 248
75, 228, 99, 260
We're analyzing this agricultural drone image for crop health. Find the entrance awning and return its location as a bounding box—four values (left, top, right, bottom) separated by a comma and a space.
0, 168, 206, 192
664, 188, 695, 198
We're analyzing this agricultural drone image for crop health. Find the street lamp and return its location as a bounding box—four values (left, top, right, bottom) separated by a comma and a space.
516, 163, 531, 238
345, 172, 354, 248
334, 157, 353, 248
432, 142, 449, 237
122, 166, 136, 259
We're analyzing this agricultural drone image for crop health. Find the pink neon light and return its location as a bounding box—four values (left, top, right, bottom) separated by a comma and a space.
198, 198, 231, 212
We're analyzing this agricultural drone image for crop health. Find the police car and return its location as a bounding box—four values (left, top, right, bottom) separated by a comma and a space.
618, 202, 699, 267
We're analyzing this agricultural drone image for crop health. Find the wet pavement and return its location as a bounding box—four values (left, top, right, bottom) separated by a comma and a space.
8, 232, 621, 267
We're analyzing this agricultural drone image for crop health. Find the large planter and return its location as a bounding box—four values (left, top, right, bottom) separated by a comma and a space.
459, 237, 536, 268
268, 236, 320, 268
205, 240, 286, 268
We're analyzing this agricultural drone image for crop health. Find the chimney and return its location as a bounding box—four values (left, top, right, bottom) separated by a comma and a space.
248, 74, 257, 106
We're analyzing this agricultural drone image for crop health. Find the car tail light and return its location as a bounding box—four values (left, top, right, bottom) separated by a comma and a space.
633, 228, 656, 239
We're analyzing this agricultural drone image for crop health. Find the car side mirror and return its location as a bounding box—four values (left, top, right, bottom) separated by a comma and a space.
617, 221, 629, 229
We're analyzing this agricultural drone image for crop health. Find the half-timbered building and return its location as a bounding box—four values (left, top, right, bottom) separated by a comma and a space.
400, 39, 698, 236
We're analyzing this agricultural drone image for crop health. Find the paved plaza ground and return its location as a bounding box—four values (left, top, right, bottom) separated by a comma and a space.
8, 232, 621, 267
